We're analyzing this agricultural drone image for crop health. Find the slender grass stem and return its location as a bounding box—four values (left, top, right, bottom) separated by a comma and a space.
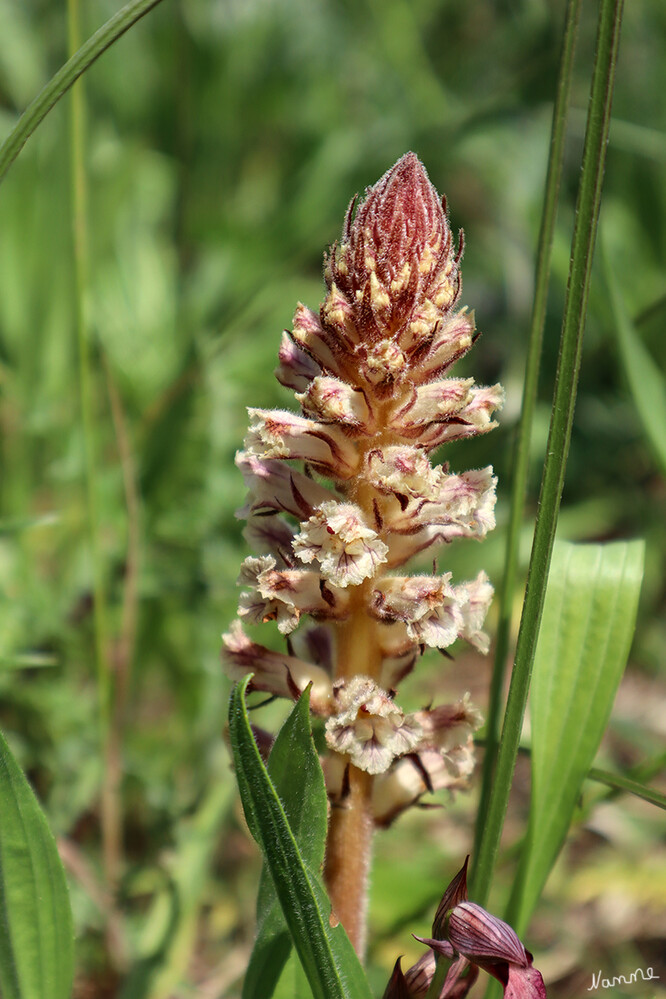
67, 1, 110, 732
67, 0, 126, 967
470, 0, 626, 906
472, 0, 582, 880
0, 0, 167, 187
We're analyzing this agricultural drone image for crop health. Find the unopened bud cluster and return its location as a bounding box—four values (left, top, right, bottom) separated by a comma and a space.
224, 153, 503, 824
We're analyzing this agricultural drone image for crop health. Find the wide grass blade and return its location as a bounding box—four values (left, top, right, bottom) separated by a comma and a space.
228, 678, 373, 999
506, 540, 645, 932
0, 729, 74, 999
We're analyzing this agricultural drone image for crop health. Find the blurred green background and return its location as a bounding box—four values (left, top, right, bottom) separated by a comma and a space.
0, 0, 664, 996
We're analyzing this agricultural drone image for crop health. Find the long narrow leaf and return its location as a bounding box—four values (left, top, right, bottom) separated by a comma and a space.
603, 244, 666, 476
228, 678, 372, 999
0, 729, 74, 999
0, 0, 167, 186
243, 687, 328, 999
507, 540, 644, 932
470, 0, 626, 904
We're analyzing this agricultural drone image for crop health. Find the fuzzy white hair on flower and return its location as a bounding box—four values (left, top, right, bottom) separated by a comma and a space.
325, 676, 422, 775
293, 501, 389, 587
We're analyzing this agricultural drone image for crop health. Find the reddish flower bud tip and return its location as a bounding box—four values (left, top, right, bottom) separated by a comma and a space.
325, 152, 460, 350
382, 957, 412, 999
433, 856, 470, 937
350, 152, 444, 274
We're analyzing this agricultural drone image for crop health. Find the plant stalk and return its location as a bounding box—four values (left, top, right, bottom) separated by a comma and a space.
0, 0, 167, 187
472, 0, 582, 882
470, 0, 626, 906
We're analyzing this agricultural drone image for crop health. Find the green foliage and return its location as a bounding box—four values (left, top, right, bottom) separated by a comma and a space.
0, 0, 664, 994
0, 727, 74, 999
603, 242, 666, 477
229, 679, 373, 999
507, 539, 645, 932
242, 680, 328, 999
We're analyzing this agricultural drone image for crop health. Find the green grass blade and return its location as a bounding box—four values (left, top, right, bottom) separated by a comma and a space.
470, 0, 626, 905
474, 0, 582, 866
603, 243, 666, 476
228, 678, 373, 999
587, 766, 666, 810
0, 0, 167, 186
243, 685, 328, 999
0, 729, 74, 999
506, 540, 645, 932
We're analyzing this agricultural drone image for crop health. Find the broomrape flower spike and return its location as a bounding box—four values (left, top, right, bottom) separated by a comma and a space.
223, 152, 503, 956
389, 858, 547, 999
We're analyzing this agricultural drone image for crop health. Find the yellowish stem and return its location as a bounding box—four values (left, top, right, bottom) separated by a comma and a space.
325, 588, 384, 957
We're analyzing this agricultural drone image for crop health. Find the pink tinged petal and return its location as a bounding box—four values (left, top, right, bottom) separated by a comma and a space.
413, 695, 484, 753
243, 516, 296, 563
417, 310, 476, 381
448, 904, 547, 999
237, 556, 349, 634
275, 330, 322, 391
245, 408, 359, 479
432, 858, 470, 937
296, 375, 373, 429
503, 964, 547, 999
413, 384, 504, 450
448, 903, 529, 969
402, 951, 436, 998
455, 572, 494, 654
325, 676, 422, 775
366, 445, 444, 500
221, 621, 333, 713
372, 575, 465, 649
380, 466, 497, 543
371, 741, 476, 826
291, 302, 345, 377
382, 958, 412, 999
293, 501, 389, 587
389, 378, 475, 430
235, 451, 335, 519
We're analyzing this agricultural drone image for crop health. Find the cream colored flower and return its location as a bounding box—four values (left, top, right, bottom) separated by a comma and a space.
293, 502, 389, 587
325, 676, 422, 775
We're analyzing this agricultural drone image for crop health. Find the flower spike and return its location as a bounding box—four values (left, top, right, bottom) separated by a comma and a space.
224, 154, 503, 954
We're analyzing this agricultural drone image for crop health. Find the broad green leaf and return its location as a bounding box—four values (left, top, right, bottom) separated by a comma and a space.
229, 678, 373, 999
509, 540, 644, 931
604, 244, 666, 475
0, 728, 74, 999
243, 687, 327, 999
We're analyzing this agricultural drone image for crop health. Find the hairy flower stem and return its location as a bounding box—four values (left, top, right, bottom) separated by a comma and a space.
325, 765, 375, 958
325, 599, 384, 953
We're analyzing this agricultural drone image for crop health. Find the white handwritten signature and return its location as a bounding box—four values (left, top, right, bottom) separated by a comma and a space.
588, 967, 660, 991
